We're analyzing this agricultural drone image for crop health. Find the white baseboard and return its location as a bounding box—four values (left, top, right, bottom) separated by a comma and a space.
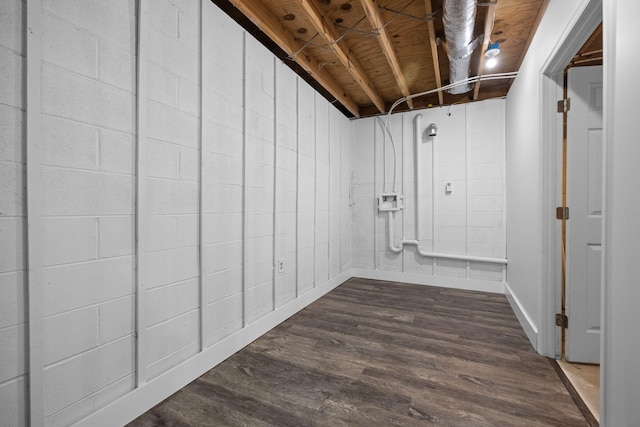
75, 270, 352, 427
504, 281, 538, 347
351, 268, 505, 294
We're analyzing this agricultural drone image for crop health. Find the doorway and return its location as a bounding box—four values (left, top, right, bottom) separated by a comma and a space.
557, 22, 603, 424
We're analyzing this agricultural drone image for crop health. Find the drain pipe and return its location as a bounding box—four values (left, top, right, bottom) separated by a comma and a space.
443, 0, 480, 94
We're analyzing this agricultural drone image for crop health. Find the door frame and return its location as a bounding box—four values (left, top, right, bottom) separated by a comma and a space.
539, 0, 602, 359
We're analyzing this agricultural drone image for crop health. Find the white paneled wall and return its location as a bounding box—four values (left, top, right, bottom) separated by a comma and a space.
2, 1, 352, 425
351, 100, 506, 291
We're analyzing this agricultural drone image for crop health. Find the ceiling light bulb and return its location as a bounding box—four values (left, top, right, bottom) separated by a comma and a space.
485, 57, 498, 68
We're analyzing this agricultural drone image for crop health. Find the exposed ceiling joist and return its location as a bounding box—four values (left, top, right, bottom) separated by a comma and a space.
424, 0, 443, 105
226, 0, 361, 117
359, 0, 414, 109
295, 0, 386, 113
473, 1, 497, 100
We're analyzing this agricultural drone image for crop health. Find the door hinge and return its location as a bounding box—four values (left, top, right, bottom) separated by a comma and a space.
556, 313, 569, 329
557, 98, 571, 113
556, 206, 569, 220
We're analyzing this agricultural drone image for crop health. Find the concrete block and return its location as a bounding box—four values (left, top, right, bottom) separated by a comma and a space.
99, 129, 135, 175
43, 217, 97, 266
147, 100, 198, 148
206, 293, 242, 343
145, 177, 198, 214
207, 89, 244, 130
247, 213, 273, 238
277, 169, 296, 194
42, 115, 98, 170
0, 376, 26, 427
147, 26, 198, 82
145, 310, 198, 366
178, 78, 200, 116
0, 271, 24, 330
0, 217, 24, 273
469, 178, 503, 196
177, 214, 199, 248
275, 190, 296, 213
205, 213, 242, 244
0, 0, 23, 52
0, 105, 23, 163
246, 136, 275, 167
206, 152, 242, 185
99, 40, 135, 93
276, 121, 297, 152
144, 246, 199, 289
0, 324, 25, 383
148, 139, 179, 179
276, 147, 297, 172
42, 66, 134, 133
146, 214, 177, 252
43, 306, 98, 366
298, 193, 314, 213
207, 184, 242, 214
246, 260, 272, 290
146, 341, 198, 381
0, 46, 23, 109
298, 262, 314, 295
148, 61, 178, 107
99, 216, 134, 258
246, 234, 273, 262
470, 162, 503, 180
206, 266, 242, 303
43, 256, 135, 316
246, 280, 273, 323
469, 195, 503, 212
43, 336, 134, 416
43, 0, 135, 49
203, 120, 242, 157
146, 278, 199, 326
149, 0, 179, 37
246, 162, 274, 189
44, 374, 134, 427
275, 271, 296, 308
42, 168, 134, 216
43, 14, 97, 78
98, 295, 134, 344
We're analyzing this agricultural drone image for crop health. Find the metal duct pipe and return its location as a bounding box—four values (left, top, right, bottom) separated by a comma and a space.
443, 0, 479, 94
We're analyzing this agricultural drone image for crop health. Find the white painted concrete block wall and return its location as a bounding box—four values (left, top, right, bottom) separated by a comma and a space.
37, 0, 137, 425
2, 1, 353, 425
0, 1, 27, 425
351, 100, 506, 288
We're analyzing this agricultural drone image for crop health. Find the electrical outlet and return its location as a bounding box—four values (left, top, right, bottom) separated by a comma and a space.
278, 259, 285, 273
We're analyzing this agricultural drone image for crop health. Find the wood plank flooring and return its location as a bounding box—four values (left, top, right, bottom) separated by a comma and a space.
128, 278, 590, 426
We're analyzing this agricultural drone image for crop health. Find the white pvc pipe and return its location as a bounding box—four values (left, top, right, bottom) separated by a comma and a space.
432, 133, 437, 253
414, 114, 423, 241
384, 112, 508, 266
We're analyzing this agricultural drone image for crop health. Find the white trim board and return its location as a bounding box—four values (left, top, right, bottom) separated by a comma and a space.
351, 269, 505, 294
505, 282, 539, 346
74, 270, 351, 427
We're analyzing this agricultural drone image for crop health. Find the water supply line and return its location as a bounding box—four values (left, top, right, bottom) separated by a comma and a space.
385, 113, 508, 265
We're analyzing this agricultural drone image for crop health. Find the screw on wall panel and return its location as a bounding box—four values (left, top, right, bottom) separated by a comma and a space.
278, 259, 285, 273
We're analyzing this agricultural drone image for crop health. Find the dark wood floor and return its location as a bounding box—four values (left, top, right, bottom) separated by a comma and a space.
128, 278, 589, 426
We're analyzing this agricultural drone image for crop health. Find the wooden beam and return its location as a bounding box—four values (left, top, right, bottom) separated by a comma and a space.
473, 1, 497, 100
227, 0, 361, 117
359, 0, 414, 109
296, 0, 386, 113
424, 0, 443, 105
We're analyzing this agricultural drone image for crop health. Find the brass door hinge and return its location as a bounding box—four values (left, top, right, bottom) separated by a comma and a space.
556, 206, 569, 220
557, 98, 571, 113
556, 313, 569, 329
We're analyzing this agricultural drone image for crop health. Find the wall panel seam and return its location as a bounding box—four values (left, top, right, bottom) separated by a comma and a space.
26, 0, 45, 424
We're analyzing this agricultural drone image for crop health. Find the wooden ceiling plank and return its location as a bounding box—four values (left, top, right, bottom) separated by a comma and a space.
472, 2, 497, 100
227, 0, 361, 117
295, 0, 386, 113
424, 0, 443, 105
359, 0, 414, 109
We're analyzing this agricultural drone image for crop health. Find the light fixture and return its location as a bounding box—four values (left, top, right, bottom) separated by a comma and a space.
485, 42, 500, 58
484, 42, 500, 68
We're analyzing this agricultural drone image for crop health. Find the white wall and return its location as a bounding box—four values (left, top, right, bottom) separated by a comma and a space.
351, 100, 506, 293
0, 1, 27, 426
602, 1, 640, 425
2, 1, 352, 425
505, 0, 600, 353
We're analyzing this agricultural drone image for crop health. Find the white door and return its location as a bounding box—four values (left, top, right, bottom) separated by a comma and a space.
565, 65, 603, 363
